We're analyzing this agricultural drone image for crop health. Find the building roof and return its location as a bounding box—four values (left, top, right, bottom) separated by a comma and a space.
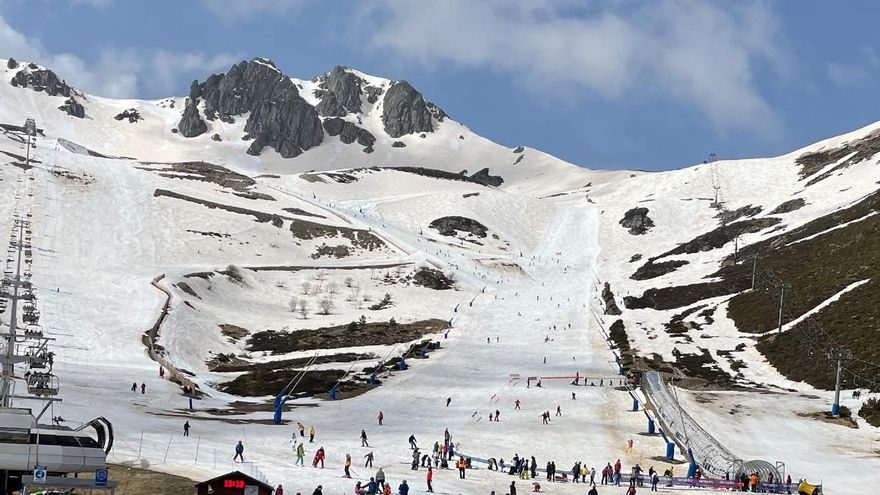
194, 471, 274, 491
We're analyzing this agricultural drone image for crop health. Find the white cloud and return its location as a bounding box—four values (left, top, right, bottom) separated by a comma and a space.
199, 0, 303, 22
359, 0, 786, 135
827, 62, 868, 86
0, 14, 240, 98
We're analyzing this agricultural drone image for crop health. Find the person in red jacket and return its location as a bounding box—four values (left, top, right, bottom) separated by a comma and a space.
426, 467, 434, 492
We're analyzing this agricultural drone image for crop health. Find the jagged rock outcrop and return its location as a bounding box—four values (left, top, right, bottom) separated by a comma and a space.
364, 85, 383, 104
318, 66, 362, 114
620, 207, 654, 235
322, 118, 374, 147
7, 58, 18, 69
426, 101, 447, 122
178, 98, 207, 137
211, 133, 222, 142
183, 59, 322, 156
391, 140, 406, 148
469, 168, 504, 187
114, 109, 143, 123
11, 68, 72, 97
382, 81, 434, 138
58, 97, 85, 118
770, 198, 806, 215
602, 282, 622, 316
429, 216, 488, 238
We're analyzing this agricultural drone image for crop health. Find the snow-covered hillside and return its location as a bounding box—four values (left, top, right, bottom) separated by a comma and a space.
0, 56, 878, 494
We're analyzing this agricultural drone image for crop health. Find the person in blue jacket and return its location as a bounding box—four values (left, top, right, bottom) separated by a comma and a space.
398, 479, 409, 495
233, 441, 244, 462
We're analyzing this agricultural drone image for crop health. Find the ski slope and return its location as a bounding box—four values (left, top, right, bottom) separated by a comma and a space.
0, 57, 878, 495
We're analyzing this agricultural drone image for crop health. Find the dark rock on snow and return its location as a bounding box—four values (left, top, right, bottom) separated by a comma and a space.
391, 140, 406, 148
382, 81, 434, 138
211, 133, 222, 142
322, 118, 375, 147
114, 109, 143, 123
178, 98, 208, 137
58, 97, 85, 118
620, 207, 655, 235
601, 282, 622, 316
11, 68, 72, 97
315, 92, 347, 117
7, 58, 18, 69
769, 198, 806, 215
469, 168, 504, 187
429, 216, 488, 238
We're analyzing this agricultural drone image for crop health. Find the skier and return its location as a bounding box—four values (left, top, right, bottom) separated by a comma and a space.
626, 438, 633, 453
140, 383, 146, 394
183, 421, 190, 437
275, 484, 283, 495
556, 405, 562, 416
159, 366, 164, 378
408, 434, 418, 450
366, 478, 378, 495
426, 467, 434, 492
376, 467, 386, 488
446, 397, 451, 407
295, 443, 305, 466
364, 451, 374, 467
377, 411, 384, 426
457, 457, 466, 479
361, 429, 369, 447
313, 446, 325, 468
312, 485, 322, 495
344, 453, 352, 478
298, 422, 305, 437
495, 409, 500, 421
411, 449, 420, 470
131, 382, 137, 392
398, 480, 409, 495
509, 481, 517, 495
233, 441, 245, 463
515, 399, 521, 410
309, 425, 316, 443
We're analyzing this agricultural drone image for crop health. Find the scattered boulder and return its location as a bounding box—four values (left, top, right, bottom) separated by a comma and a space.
114, 108, 143, 123
391, 140, 406, 148
619, 207, 654, 235
7, 58, 18, 69
425, 101, 447, 122
177, 98, 208, 138
429, 216, 488, 238
382, 81, 434, 137
322, 118, 375, 147
58, 97, 85, 118
11, 68, 72, 96
717, 205, 761, 224
513, 146, 525, 153
211, 133, 222, 142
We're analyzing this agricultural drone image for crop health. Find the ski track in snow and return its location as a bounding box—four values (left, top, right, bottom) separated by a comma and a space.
0, 58, 878, 494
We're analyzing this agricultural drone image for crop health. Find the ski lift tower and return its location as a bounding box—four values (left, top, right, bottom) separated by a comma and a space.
708, 153, 723, 209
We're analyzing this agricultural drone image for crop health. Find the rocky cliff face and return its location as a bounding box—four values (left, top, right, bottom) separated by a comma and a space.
180, 58, 323, 158
382, 81, 434, 138
11, 67, 72, 97
317, 66, 363, 115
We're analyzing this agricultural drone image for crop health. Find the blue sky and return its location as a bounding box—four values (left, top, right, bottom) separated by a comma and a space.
0, 0, 878, 171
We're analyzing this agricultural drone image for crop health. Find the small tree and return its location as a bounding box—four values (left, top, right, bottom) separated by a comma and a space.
301, 281, 311, 295
319, 298, 334, 315
344, 277, 354, 288
288, 295, 299, 312
389, 317, 398, 326
298, 299, 309, 319
359, 315, 367, 327
328, 281, 339, 296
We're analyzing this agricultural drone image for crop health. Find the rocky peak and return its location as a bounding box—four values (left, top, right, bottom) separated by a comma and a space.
179, 58, 322, 158
382, 81, 434, 138
317, 66, 363, 115
10, 66, 72, 97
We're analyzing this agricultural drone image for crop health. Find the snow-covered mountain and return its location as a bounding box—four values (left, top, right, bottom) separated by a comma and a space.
1, 56, 878, 493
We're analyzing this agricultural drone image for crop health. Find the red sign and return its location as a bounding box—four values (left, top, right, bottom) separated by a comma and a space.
224, 479, 246, 489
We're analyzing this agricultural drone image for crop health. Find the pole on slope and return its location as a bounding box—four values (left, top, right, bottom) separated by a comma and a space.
777, 286, 785, 334
734, 236, 739, 263
751, 257, 758, 290
831, 347, 850, 417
